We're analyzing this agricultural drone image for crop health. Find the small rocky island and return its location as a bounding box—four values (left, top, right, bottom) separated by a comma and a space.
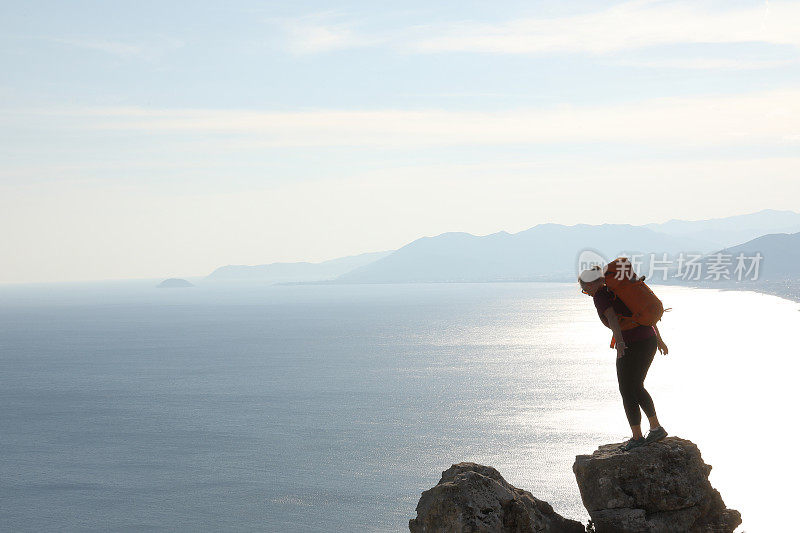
409, 437, 741, 533
156, 278, 194, 288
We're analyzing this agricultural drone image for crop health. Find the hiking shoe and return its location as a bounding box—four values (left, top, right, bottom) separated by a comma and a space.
645, 426, 668, 444
619, 437, 646, 451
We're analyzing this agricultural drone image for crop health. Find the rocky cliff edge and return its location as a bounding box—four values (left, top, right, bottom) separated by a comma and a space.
573, 437, 741, 533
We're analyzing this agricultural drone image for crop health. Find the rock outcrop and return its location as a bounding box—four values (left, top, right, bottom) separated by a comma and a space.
409, 462, 584, 533
573, 437, 741, 533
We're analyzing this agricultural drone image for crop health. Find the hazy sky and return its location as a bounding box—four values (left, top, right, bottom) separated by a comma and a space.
2, 0, 799, 283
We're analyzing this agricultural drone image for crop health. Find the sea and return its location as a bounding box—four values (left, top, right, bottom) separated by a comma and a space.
1, 281, 797, 532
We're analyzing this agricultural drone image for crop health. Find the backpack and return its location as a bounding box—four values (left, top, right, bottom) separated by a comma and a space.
603, 257, 664, 329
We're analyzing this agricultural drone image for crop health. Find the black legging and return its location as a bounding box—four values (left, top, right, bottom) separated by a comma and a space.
616, 336, 658, 426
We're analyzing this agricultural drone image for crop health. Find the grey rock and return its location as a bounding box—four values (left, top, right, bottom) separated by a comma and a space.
573, 437, 741, 533
409, 462, 585, 533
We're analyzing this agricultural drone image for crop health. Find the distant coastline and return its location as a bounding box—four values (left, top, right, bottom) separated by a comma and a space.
275, 277, 800, 305
684, 279, 800, 304
652, 276, 800, 304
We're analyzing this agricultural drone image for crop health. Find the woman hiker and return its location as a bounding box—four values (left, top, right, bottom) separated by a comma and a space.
579, 265, 669, 451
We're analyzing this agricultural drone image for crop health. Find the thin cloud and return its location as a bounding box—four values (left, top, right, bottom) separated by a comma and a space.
49, 36, 184, 60
411, 1, 800, 54
284, 23, 360, 54
279, 12, 380, 54
274, 2, 800, 69
607, 57, 798, 70
51, 38, 144, 57
283, 0, 800, 69
10, 89, 800, 148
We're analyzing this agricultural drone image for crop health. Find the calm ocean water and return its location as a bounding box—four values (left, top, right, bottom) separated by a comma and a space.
1, 281, 797, 532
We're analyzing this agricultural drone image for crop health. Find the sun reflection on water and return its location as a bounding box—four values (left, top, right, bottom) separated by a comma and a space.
648, 287, 799, 532
508, 287, 800, 531
439, 284, 798, 532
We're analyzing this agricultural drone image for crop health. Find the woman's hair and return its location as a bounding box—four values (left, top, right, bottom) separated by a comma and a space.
578, 265, 603, 291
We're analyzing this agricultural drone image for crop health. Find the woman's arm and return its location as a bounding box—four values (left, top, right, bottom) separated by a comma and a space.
654, 324, 669, 355
603, 307, 626, 359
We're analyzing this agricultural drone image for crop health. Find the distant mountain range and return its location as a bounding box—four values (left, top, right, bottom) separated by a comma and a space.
644, 209, 800, 252
715, 231, 800, 280
337, 210, 800, 284
205, 209, 800, 284
206, 251, 392, 283
336, 223, 694, 283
